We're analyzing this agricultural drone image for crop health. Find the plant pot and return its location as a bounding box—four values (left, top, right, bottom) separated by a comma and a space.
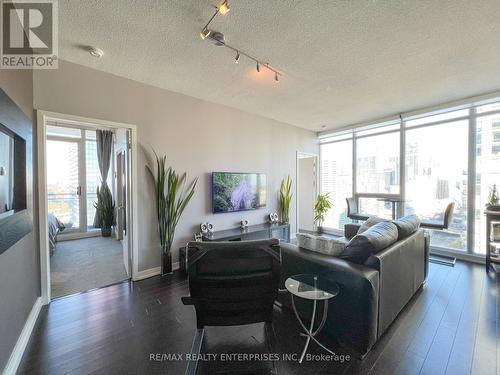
317, 226, 324, 234
101, 227, 112, 237
161, 251, 172, 276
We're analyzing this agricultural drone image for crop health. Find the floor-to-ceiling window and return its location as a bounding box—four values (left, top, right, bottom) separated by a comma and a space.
474, 105, 500, 254
320, 134, 353, 230
356, 125, 400, 218
404, 114, 469, 251
319, 97, 500, 257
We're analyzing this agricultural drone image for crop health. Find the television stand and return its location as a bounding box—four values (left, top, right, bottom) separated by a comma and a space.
202, 222, 290, 242
179, 222, 290, 273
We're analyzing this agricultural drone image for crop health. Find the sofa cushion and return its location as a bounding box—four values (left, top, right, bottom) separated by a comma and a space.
341, 221, 399, 264
296, 233, 346, 256
357, 216, 387, 234
392, 214, 420, 240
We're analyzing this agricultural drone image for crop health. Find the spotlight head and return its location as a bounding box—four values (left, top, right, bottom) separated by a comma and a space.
218, 1, 230, 15
275, 72, 279, 82
199, 28, 211, 40
235, 51, 240, 64
256, 62, 260, 73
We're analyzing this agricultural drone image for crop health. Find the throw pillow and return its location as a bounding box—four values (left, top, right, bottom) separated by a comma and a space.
341, 221, 399, 264
296, 233, 346, 256
357, 216, 387, 234
392, 214, 420, 240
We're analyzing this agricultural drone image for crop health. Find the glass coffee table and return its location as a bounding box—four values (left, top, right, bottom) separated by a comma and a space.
285, 274, 340, 363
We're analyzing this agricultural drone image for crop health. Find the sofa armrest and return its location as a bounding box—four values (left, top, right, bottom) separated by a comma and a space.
364, 229, 426, 337
279, 242, 379, 355
344, 223, 361, 239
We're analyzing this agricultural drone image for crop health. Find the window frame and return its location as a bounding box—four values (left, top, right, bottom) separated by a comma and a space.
319, 98, 500, 257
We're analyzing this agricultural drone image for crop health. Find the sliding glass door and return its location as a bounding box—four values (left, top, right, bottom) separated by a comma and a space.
47, 138, 81, 231
46, 125, 111, 234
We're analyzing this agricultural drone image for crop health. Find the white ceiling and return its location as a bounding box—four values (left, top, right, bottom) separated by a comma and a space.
59, 0, 500, 132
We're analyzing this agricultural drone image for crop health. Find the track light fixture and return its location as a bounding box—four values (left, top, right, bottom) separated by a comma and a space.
198, 2, 282, 83
199, 28, 211, 40
218, 1, 230, 15
199, 1, 230, 40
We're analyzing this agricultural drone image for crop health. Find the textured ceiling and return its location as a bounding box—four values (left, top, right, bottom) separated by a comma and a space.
58, 0, 500, 131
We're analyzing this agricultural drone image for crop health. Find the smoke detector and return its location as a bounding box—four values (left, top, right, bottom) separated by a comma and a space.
88, 47, 104, 58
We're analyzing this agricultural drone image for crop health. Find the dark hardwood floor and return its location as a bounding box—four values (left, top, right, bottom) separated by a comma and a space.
17, 261, 499, 375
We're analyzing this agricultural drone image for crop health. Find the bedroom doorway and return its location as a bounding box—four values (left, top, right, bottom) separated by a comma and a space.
38, 111, 139, 302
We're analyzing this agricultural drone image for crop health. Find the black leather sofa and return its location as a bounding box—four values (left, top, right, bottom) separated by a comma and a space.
278, 223, 429, 357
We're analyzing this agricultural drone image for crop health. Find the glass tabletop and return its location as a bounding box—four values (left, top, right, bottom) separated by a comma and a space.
376, 197, 408, 203
285, 274, 340, 300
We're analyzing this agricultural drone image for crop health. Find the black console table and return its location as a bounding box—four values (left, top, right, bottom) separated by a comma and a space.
202, 222, 290, 242
179, 222, 290, 273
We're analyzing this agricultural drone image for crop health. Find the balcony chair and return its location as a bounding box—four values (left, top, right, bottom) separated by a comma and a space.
420, 202, 456, 267
346, 197, 371, 221
181, 239, 281, 375
420, 202, 455, 230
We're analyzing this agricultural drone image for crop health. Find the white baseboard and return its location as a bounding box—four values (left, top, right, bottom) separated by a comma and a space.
133, 262, 180, 281
3, 297, 42, 375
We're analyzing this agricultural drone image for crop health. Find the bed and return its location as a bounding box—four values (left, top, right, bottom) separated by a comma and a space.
48, 213, 65, 254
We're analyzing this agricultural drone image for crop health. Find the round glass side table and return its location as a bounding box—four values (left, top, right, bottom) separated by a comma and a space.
285, 274, 340, 363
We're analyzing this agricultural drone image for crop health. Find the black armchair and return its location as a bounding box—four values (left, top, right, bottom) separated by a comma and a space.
346, 197, 370, 221
182, 239, 281, 375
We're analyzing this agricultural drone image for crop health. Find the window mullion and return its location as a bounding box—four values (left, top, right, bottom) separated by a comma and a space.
467, 108, 477, 254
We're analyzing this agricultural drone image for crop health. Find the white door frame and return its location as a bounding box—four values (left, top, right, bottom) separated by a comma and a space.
295, 151, 319, 234
37, 110, 139, 305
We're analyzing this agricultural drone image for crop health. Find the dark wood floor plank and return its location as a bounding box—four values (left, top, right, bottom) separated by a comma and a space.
366, 262, 455, 375
443, 264, 486, 375
470, 271, 497, 375
17, 262, 496, 375
419, 263, 480, 375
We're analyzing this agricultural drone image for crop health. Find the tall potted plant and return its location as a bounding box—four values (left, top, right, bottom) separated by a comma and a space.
279, 175, 292, 223
94, 184, 115, 237
148, 151, 197, 276
314, 193, 332, 233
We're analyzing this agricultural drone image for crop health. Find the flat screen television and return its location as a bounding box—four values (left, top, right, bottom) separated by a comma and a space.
0, 122, 26, 218
212, 172, 266, 213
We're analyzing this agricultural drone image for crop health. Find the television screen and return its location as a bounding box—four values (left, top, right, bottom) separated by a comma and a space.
0, 122, 26, 218
0, 129, 14, 216
212, 172, 266, 213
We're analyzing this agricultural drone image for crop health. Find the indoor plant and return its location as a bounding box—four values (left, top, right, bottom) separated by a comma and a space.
148, 151, 197, 275
94, 184, 115, 237
279, 175, 292, 223
488, 184, 499, 207
314, 193, 332, 232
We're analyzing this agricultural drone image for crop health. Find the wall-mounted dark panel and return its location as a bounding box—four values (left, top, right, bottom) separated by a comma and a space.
0, 89, 33, 255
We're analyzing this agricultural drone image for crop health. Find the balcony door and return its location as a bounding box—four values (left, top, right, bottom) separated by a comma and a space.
46, 125, 106, 234
47, 131, 83, 232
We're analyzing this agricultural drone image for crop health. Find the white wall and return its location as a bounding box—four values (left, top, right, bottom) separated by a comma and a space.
34, 61, 318, 271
